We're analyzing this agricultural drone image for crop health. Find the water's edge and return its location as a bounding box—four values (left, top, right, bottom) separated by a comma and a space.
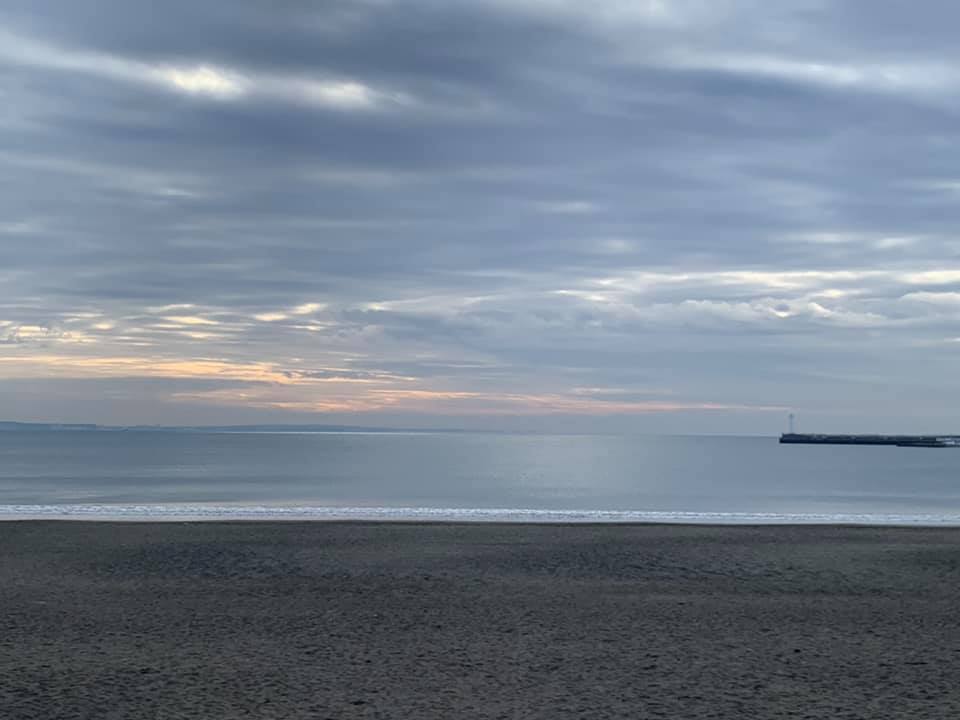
3, 504, 960, 525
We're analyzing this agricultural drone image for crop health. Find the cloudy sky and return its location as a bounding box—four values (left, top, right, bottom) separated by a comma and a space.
3, 1, 960, 433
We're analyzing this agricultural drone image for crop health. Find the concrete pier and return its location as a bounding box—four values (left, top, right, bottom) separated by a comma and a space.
780, 433, 960, 448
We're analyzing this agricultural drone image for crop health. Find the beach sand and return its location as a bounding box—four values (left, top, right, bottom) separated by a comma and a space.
3, 522, 960, 719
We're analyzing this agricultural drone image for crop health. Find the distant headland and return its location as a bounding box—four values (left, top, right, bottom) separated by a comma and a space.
0, 421, 471, 434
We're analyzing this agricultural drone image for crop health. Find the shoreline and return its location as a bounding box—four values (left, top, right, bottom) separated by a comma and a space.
5, 503, 960, 526
7, 518, 960, 529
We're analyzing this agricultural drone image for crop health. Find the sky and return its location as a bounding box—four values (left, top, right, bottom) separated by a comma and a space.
3, 1, 960, 433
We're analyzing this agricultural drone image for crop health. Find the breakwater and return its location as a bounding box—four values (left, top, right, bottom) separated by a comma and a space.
780, 433, 960, 448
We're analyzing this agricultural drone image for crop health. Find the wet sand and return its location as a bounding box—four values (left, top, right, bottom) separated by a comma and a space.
3, 521, 960, 719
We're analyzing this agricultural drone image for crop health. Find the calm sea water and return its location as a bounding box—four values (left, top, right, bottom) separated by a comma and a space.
3, 431, 960, 523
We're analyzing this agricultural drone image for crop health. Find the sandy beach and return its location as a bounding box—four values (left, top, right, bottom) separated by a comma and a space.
3, 521, 960, 718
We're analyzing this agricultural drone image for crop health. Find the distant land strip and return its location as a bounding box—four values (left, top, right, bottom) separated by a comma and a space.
0, 421, 479, 434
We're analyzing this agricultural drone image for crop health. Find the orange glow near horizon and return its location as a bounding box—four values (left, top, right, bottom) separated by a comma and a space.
0, 352, 784, 417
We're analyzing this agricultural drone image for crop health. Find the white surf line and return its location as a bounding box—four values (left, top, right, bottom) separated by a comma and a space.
2, 504, 960, 525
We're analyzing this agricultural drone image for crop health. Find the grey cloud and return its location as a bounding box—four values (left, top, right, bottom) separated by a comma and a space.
5, 1, 960, 430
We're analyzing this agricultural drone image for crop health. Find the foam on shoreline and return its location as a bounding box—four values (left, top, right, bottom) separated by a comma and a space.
3, 504, 960, 525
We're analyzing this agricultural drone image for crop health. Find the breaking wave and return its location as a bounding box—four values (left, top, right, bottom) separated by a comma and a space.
3, 504, 960, 525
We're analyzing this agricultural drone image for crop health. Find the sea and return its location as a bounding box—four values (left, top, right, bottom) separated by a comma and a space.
3, 431, 960, 524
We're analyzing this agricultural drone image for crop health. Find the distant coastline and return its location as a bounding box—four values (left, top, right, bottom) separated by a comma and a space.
0, 421, 477, 434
